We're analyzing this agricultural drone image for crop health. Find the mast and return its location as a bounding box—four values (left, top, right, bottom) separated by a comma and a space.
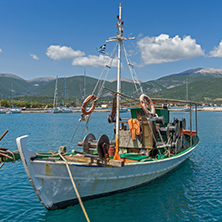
10, 83, 13, 108
62, 77, 66, 107
186, 78, 188, 101
106, 4, 134, 158
53, 77, 58, 109
115, 3, 123, 156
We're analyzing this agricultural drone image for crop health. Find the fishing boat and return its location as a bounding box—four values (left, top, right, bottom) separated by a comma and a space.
1, 4, 199, 219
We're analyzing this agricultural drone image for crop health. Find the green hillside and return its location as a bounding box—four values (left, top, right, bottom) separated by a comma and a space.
151, 77, 222, 104
155, 71, 217, 89
1, 68, 222, 105
0, 77, 33, 97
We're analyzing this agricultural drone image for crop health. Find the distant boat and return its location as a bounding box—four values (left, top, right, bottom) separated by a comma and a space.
120, 107, 128, 113
7, 108, 21, 114
8, 84, 21, 114
52, 77, 62, 113
101, 104, 108, 109
53, 107, 63, 113
62, 77, 72, 113
183, 104, 190, 112
62, 107, 72, 113
0, 108, 6, 114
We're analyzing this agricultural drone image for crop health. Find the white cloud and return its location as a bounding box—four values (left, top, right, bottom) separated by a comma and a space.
30, 54, 39, 60
209, 40, 222, 57
46, 45, 85, 60
72, 54, 118, 67
0, 48, 2, 53
137, 34, 204, 65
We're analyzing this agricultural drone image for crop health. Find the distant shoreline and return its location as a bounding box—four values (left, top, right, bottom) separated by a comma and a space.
9, 107, 222, 113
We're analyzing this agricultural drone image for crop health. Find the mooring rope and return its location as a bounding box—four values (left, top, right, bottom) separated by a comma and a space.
58, 152, 90, 222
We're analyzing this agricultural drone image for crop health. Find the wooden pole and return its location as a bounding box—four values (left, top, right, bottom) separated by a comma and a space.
0, 130, 9, 141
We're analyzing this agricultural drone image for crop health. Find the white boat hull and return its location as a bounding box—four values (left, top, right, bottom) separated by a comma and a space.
53, 108, 62, 113
62, 108, 72, 113
0, 109, 6, 114
8, 108, 21, 114
17, 135, 198, 210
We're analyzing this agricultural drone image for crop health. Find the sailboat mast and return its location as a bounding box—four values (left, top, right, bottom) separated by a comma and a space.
115, 3, 123, 154
186, 78, 189, 101
53, 77, 58, 109
62, 77, 66, 107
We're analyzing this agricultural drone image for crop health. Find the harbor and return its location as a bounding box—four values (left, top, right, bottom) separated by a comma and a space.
0, 111, 221, 221
1, 1, 222, 221
1, 106, 221, 113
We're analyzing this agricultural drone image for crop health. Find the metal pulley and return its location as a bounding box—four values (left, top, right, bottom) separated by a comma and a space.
171, 138, 181, 153
81, 133, 110, 159
169, 121, 180, 137
82, 133, 96, 155
159, 125, 170, 138
155, 115, 165, 126
97, 135, 109, 159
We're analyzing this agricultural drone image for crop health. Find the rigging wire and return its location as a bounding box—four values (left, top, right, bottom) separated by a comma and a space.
92, 43, 118, 98
67, 44, 118, 150
67, 120, 81, 150
122, 43, 143, 96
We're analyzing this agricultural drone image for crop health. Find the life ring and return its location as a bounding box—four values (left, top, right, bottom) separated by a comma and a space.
139, 93, 157, 117
81, 94, 97, 116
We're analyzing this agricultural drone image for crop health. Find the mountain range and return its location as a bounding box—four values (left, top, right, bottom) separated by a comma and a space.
1, 68, 222, 104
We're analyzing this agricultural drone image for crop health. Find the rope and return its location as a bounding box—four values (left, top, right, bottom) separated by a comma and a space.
155, 125, 170, 157
8, 150, 15, 162
58, 152, 90, 222
36, 152, 59, 157
146, 118, 163, 159
0, 149, 15, 169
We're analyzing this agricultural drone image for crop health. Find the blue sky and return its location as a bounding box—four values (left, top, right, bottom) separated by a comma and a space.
1, 0, 222, 81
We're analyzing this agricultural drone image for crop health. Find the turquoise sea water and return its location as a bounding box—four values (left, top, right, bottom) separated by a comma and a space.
0, 111, 222, 222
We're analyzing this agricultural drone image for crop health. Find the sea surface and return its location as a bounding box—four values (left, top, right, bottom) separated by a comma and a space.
0, 111, 221, 222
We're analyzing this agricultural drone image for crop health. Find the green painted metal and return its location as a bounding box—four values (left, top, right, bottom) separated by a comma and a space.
130, 107, 169, 125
